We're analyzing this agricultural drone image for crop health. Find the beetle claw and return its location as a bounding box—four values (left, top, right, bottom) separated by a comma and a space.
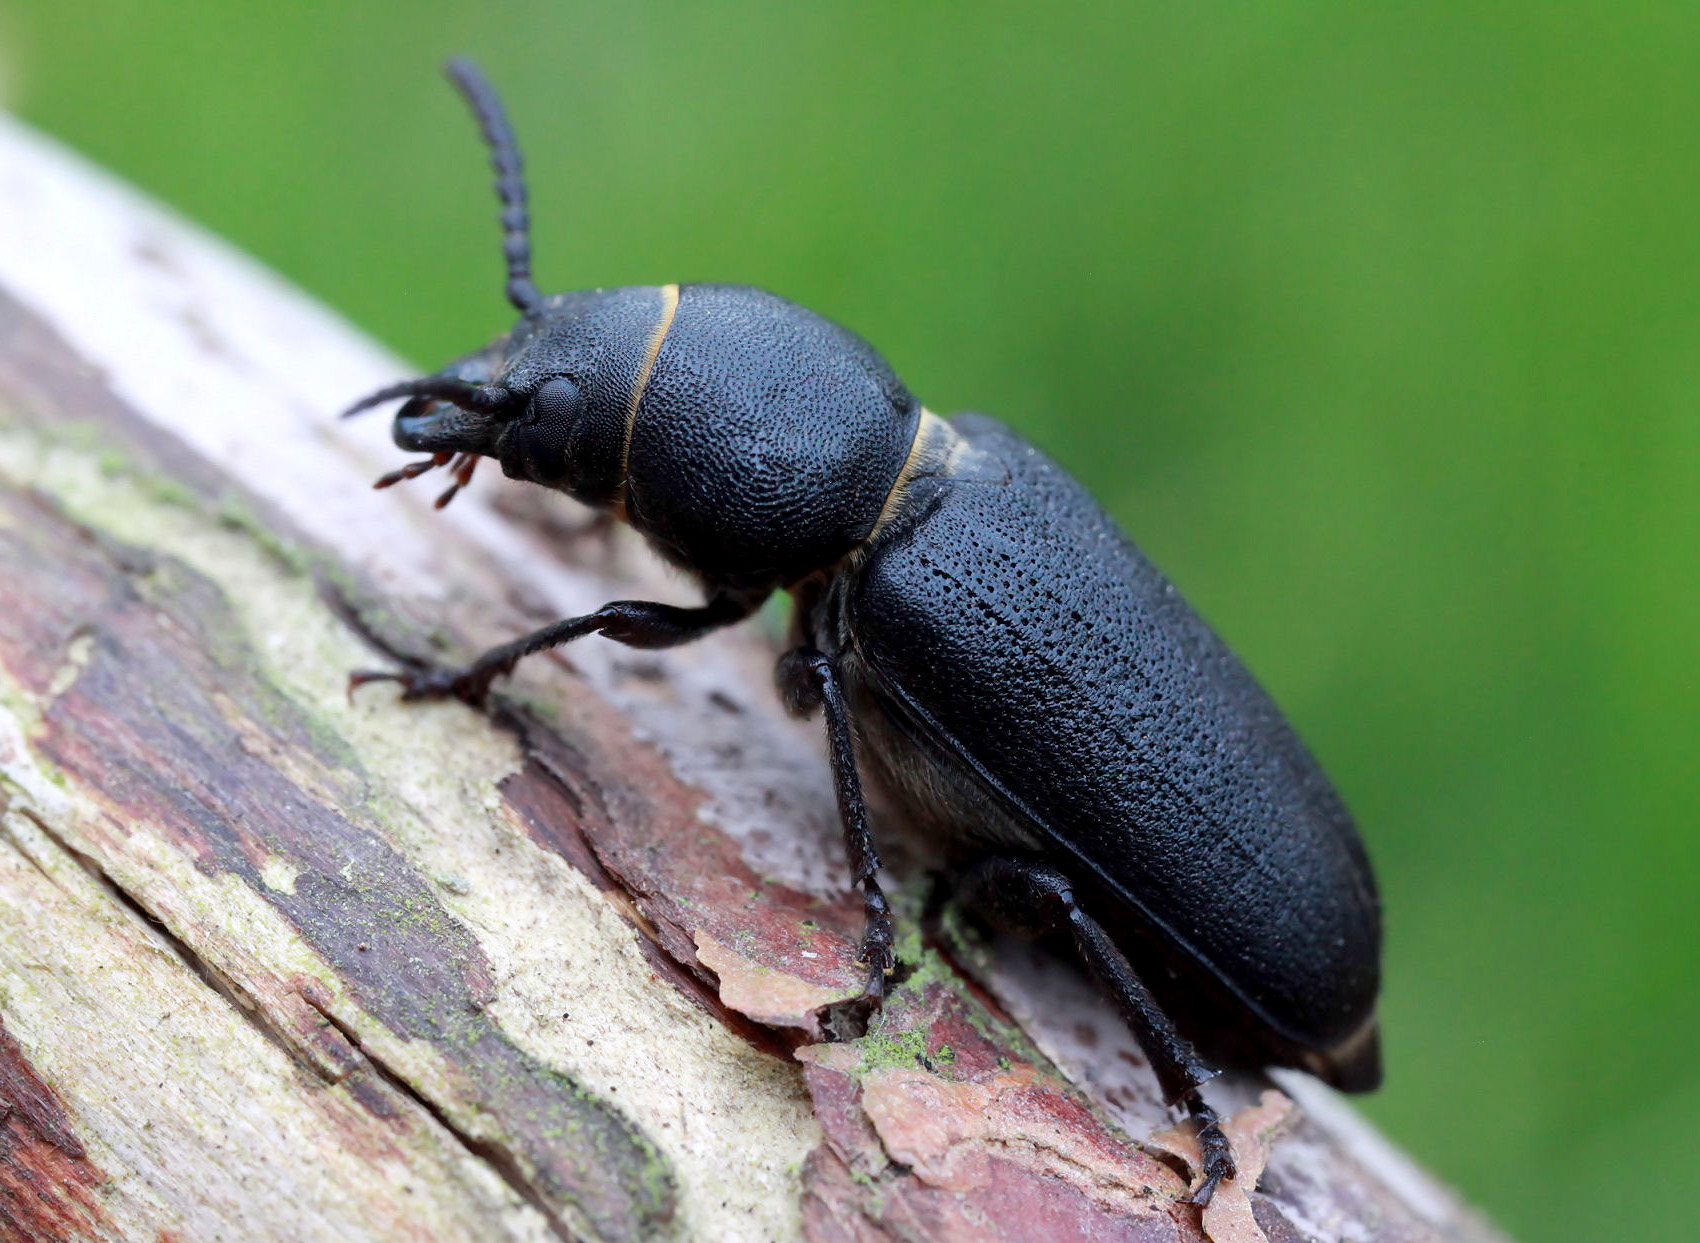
347, 668, 404, 702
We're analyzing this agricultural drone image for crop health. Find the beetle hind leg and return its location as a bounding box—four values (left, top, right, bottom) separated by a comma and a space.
779, 646, 895, 997
957, 856, 1236, 1205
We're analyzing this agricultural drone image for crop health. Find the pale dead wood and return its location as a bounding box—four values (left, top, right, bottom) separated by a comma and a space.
0, 117, 1508, 1243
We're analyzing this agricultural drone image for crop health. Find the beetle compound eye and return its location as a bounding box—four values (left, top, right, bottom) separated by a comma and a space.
530, 376, 583, 426
513, 376, 583, 483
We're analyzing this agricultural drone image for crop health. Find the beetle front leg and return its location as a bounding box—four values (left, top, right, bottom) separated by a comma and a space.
778, 647, 895, 998
958, 856, 1236, 1206
351, 592, 761, 705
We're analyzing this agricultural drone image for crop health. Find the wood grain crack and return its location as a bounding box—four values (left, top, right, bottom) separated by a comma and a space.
11, 807, 355, 1086
298, 990, 574, 1243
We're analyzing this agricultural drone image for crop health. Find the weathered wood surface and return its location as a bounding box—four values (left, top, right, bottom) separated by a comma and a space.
0, 117, 1508, 1243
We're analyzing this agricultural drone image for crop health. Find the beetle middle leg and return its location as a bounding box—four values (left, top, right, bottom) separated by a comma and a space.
957, 856, 1237, 1206
777, 646, 895, 998
351, 591, 761, 704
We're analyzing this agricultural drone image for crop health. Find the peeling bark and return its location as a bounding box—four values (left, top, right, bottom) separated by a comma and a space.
0, 116, 1509, 1243
0, 1018, 109, 1243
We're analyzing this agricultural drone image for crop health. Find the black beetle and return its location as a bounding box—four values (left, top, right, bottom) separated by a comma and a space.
344, 59, 1381, 1205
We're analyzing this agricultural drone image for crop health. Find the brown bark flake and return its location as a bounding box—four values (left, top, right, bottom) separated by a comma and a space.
0, 1017, 108, 1243
796, 973, 1204, 1243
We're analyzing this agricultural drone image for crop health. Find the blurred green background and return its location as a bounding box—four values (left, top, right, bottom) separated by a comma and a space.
3, 3, 1694, 1238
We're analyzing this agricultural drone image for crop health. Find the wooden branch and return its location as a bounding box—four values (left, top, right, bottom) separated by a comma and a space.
0, 116, 1508, 1243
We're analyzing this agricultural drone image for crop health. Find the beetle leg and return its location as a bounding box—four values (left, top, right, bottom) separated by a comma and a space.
779, 647, 895, 998
958, 856, 1236, 1206
350, 592, 762, 705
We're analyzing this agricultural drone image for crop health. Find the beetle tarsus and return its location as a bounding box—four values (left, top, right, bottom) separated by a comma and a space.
1187, 1098, 1236, 1206
347, 662, 503, 705
858, 909, 896, 998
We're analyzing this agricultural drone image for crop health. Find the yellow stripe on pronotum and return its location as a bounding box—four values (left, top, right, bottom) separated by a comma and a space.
616, 283, 681, 513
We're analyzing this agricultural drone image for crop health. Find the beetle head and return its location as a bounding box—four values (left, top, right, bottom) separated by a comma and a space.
341, 59, 634, 507
345, 284, 653, 508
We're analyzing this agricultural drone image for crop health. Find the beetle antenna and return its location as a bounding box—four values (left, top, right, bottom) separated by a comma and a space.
445, 57, 545, 318
339, 376, 510, 419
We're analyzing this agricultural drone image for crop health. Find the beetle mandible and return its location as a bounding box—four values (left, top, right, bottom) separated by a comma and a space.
344, 59, 1382, 1206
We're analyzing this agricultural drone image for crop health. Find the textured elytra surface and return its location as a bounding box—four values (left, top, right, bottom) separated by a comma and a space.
0, 117, 1507, 1243
839, 414, 1380, 1060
